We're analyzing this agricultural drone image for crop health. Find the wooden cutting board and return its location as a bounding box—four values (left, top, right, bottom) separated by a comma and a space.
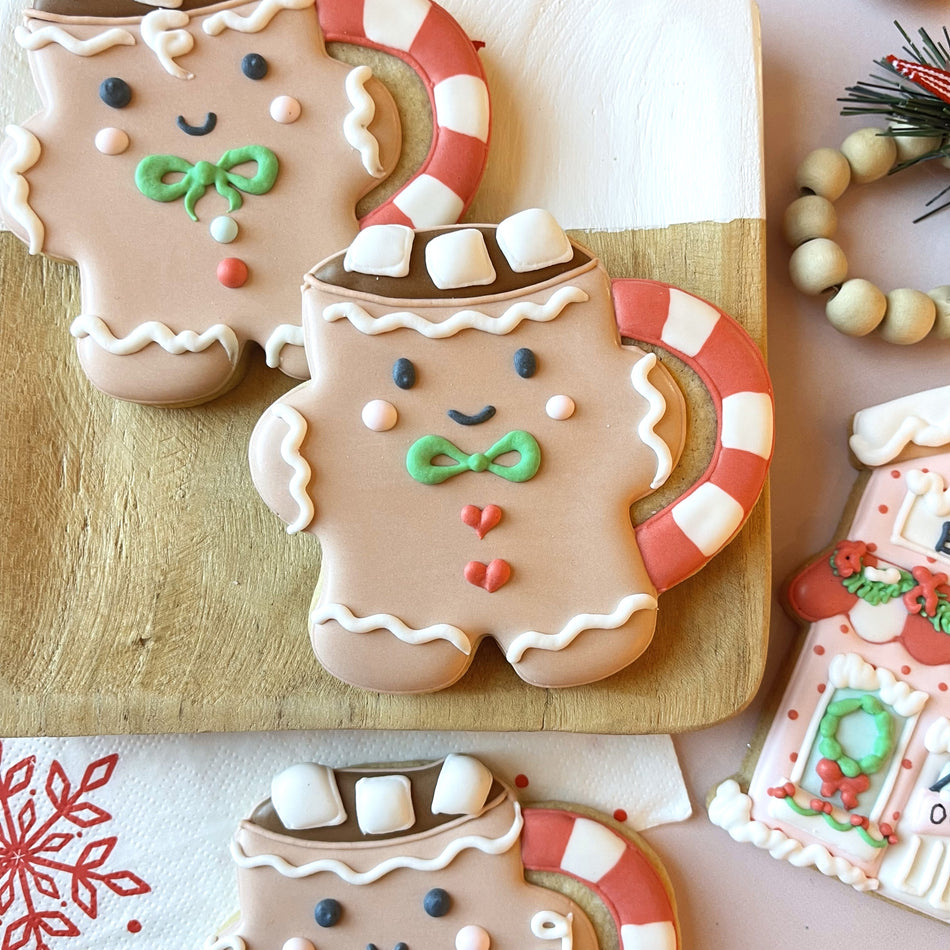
0, 216, 766, 736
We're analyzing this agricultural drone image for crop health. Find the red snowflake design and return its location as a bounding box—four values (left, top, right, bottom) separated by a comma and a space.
0, 742, 150, 950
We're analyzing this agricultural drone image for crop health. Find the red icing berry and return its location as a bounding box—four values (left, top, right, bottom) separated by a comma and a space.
613, 808, 628, 823
217, 257, 249, 288
940, 683, 948, 692
814, 644, 825, 655
514, 774, 529, 788
128, 920, 142, 934
878, 505, 888, 514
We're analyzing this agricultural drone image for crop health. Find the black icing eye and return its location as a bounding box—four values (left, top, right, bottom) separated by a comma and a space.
423, 888, 452, 918
99, 77, 132, 109
314, 898, 343, 928
393, 357, 416, 390
513, 347, 537, 379
241, 52, 269, 80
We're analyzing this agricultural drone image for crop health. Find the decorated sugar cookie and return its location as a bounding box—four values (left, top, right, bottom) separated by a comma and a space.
248, 210, 774, 692
0, 0, 489, 406
710, 384, 950, 923
206, 755, 681, 950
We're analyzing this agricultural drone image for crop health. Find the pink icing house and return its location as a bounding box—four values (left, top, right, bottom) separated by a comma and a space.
710, 384, 950, 922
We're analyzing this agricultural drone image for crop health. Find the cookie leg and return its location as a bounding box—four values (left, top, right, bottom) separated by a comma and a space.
502, 607, 658, 688
310, 616, 476, 694
74, 333, 248, 407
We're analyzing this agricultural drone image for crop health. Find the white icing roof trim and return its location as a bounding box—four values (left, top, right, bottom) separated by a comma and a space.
230, 800, 524, 884
827, 653, 929, 718
322, 286, 588, 339
850, 385, 950, 467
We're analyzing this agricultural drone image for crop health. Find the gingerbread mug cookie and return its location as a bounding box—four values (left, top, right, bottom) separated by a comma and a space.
206, 755, 681, 950
0, 0, 489, 405
249, 210, 774, 692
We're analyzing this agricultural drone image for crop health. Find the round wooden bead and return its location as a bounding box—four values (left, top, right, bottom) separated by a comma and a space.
878, 288, 936, 344
840, 127, 897, 184
892, 131, 943, 164
825, 278, 886, 336
783, 194, 837, 247
928, 286, 950, 339
789, 238, 848, 295
795, 147, 851, 201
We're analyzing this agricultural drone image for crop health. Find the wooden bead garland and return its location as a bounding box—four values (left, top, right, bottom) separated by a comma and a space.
786, 126, 949, 344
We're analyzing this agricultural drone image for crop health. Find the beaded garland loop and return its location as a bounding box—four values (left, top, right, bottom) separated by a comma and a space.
786, 24, 950, 344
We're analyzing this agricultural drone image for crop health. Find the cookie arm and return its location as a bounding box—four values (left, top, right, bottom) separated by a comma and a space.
613, 279, 774, 593
248, 392, 316, 535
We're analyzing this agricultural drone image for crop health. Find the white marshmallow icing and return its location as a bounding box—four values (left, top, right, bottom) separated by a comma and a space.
271, 762, 346, 830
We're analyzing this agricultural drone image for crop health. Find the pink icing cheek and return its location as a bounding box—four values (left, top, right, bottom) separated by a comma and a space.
270, 95, 302, 124
545, 394, 575, 420
94, 127, 130, 155
455, 926, 491, 950
281, 939, 316, 950
362, 399, 398, 432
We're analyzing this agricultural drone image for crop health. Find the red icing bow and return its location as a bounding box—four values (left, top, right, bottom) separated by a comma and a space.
816, 757, 870, 810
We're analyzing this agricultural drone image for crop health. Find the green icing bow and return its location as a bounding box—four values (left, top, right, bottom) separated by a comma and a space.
406, 430, 541, 485
134, 145, 279, 221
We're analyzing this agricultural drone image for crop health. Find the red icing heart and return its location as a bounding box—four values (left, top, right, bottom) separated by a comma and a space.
460, 504, 503, 539
465, 559, 511, 593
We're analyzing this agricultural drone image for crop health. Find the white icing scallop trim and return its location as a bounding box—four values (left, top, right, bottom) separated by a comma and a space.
343, 65, 385, 179
15, 24, 136, 55
707, 780, 879, 892
926, 717, 950, 755
230, 799, 523, 884
1, 125, 44, 255
141, 9, 195, 79
505, 592, 658, 664
273, 404, 314, 534
322, 286, 589, 339
630, 352, 672, 490
69, 314, 240, 362
850, 385, 950, 467
203, 0, 314, 36
827, 652, 929, 718
263, 323, 304, 368
311, 603, 473, 655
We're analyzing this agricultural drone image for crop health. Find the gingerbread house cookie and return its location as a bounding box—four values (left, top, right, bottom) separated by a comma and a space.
206, 755, 680, 950
710, 384, 950, 923
249, 209, 774, 692
0, 0, 489, 405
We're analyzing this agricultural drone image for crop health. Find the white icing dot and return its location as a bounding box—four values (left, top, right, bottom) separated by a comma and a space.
545, 394, 575, 420
94, 127, 129, 155
362, 399, 398, 432
210, 215, 239, 244
455, 925, 491, 950
270, 95, 302, 124
281, 939, 316, 950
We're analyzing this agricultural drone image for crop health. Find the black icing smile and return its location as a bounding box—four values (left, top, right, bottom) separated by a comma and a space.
447, 406, 496, 426
177, 112, 218, 136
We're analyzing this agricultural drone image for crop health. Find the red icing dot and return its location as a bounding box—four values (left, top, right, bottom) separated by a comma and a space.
514, 774, 529, 788
939, 683, 948, 692
878, 505, 889, 514
817, 683, 826, 693
890, 470, 901, 479
787, 709, 799, 721
901, 665, 911, 675
813, 645, 825, 655
127, 921, 142, 934
613, 808, 628, 823
217, 257, 248, 288
892, 812, 901, 821
902, 759, 913, 770
839, 624, 850, 634
789, 752, 799, 763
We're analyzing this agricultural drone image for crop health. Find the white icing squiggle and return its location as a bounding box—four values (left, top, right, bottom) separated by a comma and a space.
630, 352, 672, 490
906, 468, 950, 517
505, 593, 658, 663
70, 314, 240, 362
708, 780, 879, 891
263, 323, 304, 367
344, 65, 385, 178
203, 0, 314, 36
15, 24, 135, 56
1, 125, 44, 254
142, 9, 194, 79
323, 286, 589, 339
273, 404, 314, 534
311, 603, 473, 655
231, 801, 523, 884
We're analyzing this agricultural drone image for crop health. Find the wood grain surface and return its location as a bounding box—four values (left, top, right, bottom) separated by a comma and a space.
0, 218, 767, 736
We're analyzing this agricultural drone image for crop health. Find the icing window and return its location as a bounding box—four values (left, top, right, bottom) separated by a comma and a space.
99, 77, 132, 109
242, 52, 268, 79
890, 468, 950, 568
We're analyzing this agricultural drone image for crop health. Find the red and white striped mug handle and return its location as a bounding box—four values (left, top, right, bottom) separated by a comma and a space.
317, 0, 490, 229
521, 806, 680, 950
612, 279, 774, 594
